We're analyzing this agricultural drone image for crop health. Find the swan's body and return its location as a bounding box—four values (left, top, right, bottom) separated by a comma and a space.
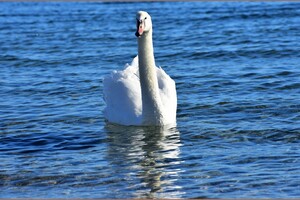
103, 11, 177, 126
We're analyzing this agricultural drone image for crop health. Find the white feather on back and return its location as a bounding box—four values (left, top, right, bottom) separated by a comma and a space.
103, 56, 176, 126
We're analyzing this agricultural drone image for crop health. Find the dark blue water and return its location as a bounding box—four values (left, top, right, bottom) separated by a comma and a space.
1, 2, 300, 198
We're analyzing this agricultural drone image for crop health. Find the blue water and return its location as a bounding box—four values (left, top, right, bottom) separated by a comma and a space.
1, 2, 300, 198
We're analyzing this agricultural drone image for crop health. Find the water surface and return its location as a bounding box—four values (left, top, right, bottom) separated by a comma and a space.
1, 2, 300, 198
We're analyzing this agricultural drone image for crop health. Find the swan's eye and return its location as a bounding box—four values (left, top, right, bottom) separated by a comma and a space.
144, 17, 147, 20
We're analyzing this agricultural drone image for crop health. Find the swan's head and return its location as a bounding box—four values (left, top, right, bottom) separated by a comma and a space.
135, 11, 152, 38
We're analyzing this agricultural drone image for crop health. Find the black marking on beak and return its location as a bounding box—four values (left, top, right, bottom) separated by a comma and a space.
135, 30, 140, 37
135, 19, 141, 37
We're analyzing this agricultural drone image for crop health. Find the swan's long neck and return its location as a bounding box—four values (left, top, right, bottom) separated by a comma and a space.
138, 29, 164, 125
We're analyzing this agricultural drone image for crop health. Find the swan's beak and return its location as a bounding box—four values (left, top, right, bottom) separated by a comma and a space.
135, 19, 144, 37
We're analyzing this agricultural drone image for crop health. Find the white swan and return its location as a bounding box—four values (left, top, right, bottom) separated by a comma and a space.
103, 11, 177, 126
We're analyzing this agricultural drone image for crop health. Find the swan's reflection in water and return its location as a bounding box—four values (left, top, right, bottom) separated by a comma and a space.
105, 124, 184, 198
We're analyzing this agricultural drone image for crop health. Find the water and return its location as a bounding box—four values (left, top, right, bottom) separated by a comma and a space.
1, 2, 300, 198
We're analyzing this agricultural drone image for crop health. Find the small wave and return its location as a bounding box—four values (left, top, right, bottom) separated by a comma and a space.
276, 83, 300, 90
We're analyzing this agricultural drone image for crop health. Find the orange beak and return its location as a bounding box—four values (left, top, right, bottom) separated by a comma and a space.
135, 19, 144, 37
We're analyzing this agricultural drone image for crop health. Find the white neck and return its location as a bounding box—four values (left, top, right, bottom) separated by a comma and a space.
138, 29, 164, 125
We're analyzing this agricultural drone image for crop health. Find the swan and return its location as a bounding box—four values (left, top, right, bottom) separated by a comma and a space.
103, 11, 177, 126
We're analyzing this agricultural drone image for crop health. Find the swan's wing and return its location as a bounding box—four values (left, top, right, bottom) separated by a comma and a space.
156, 67, 177, 125
103, 61, 142, 125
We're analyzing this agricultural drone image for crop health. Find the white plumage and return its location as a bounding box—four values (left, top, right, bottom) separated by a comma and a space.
103, 11, 177, 126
